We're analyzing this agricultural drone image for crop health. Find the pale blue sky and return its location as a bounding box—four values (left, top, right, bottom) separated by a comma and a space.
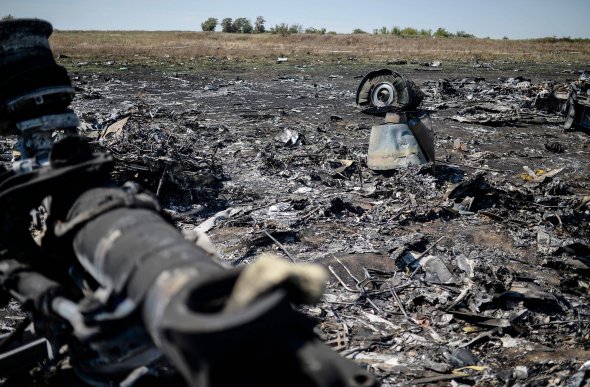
1, 0, 588, 39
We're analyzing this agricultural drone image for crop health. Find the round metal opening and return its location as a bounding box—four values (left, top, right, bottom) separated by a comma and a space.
370, 83, 396, 107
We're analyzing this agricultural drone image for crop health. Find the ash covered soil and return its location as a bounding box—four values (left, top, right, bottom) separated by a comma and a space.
55, 60, 590, 385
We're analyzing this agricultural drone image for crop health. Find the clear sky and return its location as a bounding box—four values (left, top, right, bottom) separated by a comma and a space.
1, 0, 588, 39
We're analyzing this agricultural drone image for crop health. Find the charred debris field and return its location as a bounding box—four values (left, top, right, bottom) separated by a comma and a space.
6, 56, 590, 385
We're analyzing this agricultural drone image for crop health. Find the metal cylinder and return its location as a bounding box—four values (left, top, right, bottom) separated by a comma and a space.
65, 187, 226, 382
367, 123, 426, 170
69, 189, 225, 307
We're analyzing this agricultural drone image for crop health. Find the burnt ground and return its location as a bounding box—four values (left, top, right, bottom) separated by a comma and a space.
5, 59, 590, 385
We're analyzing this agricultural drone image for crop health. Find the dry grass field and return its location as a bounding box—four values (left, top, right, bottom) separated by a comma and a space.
50, 31, 590, 64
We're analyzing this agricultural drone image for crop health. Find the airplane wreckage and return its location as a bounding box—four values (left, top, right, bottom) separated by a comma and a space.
0, 18, 590, 387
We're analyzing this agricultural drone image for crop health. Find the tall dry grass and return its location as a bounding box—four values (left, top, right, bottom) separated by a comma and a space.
49, 31, 590, 63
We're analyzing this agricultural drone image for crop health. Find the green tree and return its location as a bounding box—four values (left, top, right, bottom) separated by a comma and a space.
201, 17, 217, 32
221, 18, 234, 33
1, 14, 14, 21
227, 17, 254, 33
352, 28, 367, 34
254, 16, 266, 33
242, 19, 253, 33
232, 17, 248, 33
391, 26, 401, 36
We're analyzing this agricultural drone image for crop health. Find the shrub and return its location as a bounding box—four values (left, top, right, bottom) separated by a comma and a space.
419, 29, 432, 37
456, 30, 475, 38
271, 23, 290, 36
434, 27, 453, 38
288, 24, 302, 34
306, 27, 327, 35
400, 27, 418, 36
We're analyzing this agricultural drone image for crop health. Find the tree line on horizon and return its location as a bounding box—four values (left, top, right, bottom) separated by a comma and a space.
200, 16, 478, 37
200, 18, 590, 41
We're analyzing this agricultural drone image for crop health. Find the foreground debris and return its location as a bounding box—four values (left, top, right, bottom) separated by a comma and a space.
0, 19, 376, 387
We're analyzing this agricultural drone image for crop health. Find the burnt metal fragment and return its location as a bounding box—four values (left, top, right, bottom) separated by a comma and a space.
367, 121, 426, 170
366, 111, 434, 171
561, 77, 590, 131
545, 141, 566, 153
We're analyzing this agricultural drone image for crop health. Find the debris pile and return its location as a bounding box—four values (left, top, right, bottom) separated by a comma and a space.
2, 61, 589, 385
423, 74, 590, 131
101, 113, 225, 207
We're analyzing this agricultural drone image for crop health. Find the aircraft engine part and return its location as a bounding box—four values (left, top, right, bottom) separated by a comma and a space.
356, 69, 423, 114
0, 19, 75, 135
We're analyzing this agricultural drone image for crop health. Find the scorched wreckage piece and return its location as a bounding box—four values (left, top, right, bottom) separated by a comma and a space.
0, 19, 378, 387
355, 69, 424, 114
563, 76, 590, 132
357, 70, 434, 171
